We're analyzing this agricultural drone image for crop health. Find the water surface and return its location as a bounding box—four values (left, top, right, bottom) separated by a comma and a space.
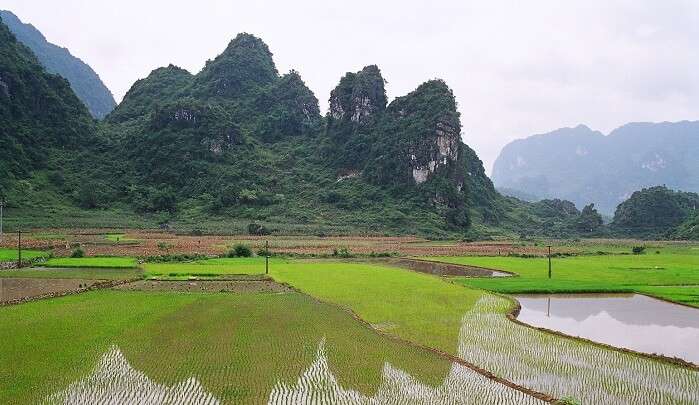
516, 294, 699, 364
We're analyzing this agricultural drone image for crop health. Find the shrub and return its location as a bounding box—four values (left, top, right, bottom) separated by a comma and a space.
157, 241, 174, 251
70, 247, 85, 258
228, 244, 252, 258
632, 246, 646, 255
332, 247, 353, 258
257, 247, 272, 257
248, 223, 270, 236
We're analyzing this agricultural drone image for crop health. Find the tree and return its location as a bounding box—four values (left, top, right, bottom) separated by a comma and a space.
576, 204, 603, 232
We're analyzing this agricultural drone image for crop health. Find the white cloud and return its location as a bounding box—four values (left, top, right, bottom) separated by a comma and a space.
3, 0, 698, 173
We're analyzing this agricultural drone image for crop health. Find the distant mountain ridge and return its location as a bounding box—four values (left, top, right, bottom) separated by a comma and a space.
0, 10, 115, 118
492, 121, 699, 214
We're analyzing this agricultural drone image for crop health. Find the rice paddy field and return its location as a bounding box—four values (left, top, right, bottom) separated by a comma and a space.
0, 247, 48, 262
426, 245, 699, 307
1, 239, 698, 404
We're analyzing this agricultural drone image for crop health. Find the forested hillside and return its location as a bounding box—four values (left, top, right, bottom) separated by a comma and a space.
0, 10, 116, 118
0, 17, 95, 198
612, 186, 699, 239
3, 19, 690, 239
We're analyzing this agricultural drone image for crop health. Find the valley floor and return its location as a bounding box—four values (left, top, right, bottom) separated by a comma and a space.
0, 237, 698, 404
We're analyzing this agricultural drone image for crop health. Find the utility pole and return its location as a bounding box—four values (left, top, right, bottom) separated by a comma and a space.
17, 230, 22, 268
265, 240, 269, 275
0, 198, 5, 241
547, 245, 552, 279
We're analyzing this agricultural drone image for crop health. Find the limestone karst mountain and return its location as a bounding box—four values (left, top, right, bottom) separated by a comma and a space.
0, 10, 116, 118
493, 122, 699, 215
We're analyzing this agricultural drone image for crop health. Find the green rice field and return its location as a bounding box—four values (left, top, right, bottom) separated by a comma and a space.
0, 290, 541, 404
41, 257, 137, 268
0, 247, 49, 261
425, 250, 699, 307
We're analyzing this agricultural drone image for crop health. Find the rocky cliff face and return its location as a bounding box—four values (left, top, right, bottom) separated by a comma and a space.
328, 65, 387, 126
369, 80, 462, 186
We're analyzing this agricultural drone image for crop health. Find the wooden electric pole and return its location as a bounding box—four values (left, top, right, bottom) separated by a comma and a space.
17, 230, 22, 268
0, 198, 5, 240
547, 245, 552, 279
265, 240, 269, 275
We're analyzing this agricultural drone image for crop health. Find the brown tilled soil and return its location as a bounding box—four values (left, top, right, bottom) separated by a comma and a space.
0, 229, 568, 257
114, 279, 293, 293
0, 278, 101, 303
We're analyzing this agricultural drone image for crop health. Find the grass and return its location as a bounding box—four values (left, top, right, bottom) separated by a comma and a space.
270, 261, 487, 355
104, 234, 139, 244
142, 257, 285, 279
636, 286, 699, 307
0, 290, 475, 404
0, 248, 49, 262
0, 267, 143, 280
41, 257, 137, 268
424, 252, 699, 307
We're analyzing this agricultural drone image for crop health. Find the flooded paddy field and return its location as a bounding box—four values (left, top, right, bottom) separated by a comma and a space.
0, 278, 101, 304
384, 258, 510, 277
515, 294, 699, 364
0, 290, 543, 404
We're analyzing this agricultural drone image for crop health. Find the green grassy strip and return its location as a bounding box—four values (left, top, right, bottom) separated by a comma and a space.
0, 248, 49, 261
42, 257, 137, 268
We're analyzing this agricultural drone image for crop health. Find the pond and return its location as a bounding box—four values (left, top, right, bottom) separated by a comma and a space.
515, 293, 699, 364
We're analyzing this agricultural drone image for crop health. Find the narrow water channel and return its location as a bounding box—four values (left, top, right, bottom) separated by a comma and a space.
515, 294, 699, 364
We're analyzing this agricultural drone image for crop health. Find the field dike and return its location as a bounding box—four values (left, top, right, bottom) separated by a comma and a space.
460, 295, 699, 404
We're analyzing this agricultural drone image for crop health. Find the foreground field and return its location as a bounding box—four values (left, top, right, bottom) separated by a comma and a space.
0, 290, 542, 404
2, 240, 698, 404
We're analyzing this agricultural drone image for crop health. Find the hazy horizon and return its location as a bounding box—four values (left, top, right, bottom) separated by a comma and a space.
3, 0, 698, 173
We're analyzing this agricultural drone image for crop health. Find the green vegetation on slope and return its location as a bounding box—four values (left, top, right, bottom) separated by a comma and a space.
612, 186, 699, 239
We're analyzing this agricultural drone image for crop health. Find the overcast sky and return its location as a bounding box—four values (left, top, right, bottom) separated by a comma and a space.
3, 1, 698, 173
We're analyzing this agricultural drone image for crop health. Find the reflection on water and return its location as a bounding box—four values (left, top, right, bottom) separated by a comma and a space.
45, 343, 543, 405
516, 294, 699, 364
44, 346, 219, 405
269, 339, 543, 404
